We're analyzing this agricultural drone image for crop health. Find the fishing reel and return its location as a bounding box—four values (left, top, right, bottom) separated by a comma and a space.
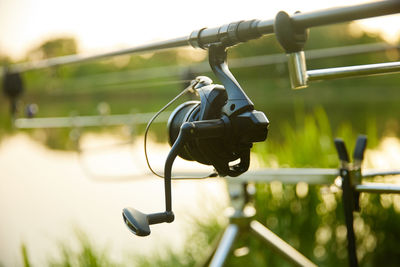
167, 77, 268, 177
123, 45, 269, 236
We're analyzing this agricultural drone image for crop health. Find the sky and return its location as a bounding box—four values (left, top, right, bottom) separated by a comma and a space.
0, 0, 399, 60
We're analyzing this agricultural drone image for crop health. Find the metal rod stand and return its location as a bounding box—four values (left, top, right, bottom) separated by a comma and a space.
207, 182, 316, 267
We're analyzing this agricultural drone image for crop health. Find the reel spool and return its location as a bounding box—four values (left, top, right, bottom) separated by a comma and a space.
167, 76, 268, 177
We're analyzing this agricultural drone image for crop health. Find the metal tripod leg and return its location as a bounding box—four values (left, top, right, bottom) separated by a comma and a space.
209, 224, 239, 267
250, 220, 317, 267
208, 181, 317, 267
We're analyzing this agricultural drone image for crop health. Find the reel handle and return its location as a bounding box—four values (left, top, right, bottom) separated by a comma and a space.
123, 119, 226, 236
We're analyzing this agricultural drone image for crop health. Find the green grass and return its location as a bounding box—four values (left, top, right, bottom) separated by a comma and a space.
20, 216, 223, 267
23, 230, 122, 267
21, 243, 31, 267
132, 215, 223, 267
4, 21, 399, 266
228, 108, 399, 267
254, 106, 379, 169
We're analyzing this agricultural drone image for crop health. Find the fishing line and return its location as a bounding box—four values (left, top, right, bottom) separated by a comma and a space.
144, 79, 217, 180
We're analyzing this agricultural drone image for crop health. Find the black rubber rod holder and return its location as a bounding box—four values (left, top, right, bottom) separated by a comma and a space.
341, 167, 359, 267
353, 135, 367, 163
334, 138, 359, 267
7, 1, 399, 74
334, 138, 350, 164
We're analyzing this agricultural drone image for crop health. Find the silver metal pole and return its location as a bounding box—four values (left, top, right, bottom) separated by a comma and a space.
235, 168, 339, 185
307, 61, 400, 81
209, 224, 239, 267
287, 51, 308, 89
356, 183, 400, 194
250, 221, 317, 267
14, 112, 171, 129
363, 170, 400, 178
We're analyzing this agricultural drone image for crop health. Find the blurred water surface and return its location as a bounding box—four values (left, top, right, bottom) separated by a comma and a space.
0, 134, 228, 266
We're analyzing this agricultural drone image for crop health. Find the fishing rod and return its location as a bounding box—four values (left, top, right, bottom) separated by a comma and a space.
12, 42, 398, 130
4, 1, 399, 74
3, 1, 399, 119
34, 42, 400, 94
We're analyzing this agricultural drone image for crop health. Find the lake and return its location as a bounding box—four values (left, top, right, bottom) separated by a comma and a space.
0, 134, 228, 266
1, 133, 399, 266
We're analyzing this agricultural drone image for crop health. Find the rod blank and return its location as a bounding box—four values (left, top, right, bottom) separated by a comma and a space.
291, 0, 400, 29
6, 1, 400, 74
8, 37, 189, 74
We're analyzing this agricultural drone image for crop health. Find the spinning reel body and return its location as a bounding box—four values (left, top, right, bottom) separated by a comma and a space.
168, 45, 269, 177
168, 77, 268, 177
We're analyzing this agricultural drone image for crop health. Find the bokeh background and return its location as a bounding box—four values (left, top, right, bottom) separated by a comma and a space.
1, 0, 400, 266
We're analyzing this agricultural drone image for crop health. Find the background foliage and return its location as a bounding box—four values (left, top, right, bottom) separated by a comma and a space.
1, 22, 399, 266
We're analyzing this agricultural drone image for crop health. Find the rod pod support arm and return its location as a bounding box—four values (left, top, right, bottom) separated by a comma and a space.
274, 11, 309, 89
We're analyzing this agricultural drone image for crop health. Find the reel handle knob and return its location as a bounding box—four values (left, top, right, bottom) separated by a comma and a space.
122, 208, 174, 237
